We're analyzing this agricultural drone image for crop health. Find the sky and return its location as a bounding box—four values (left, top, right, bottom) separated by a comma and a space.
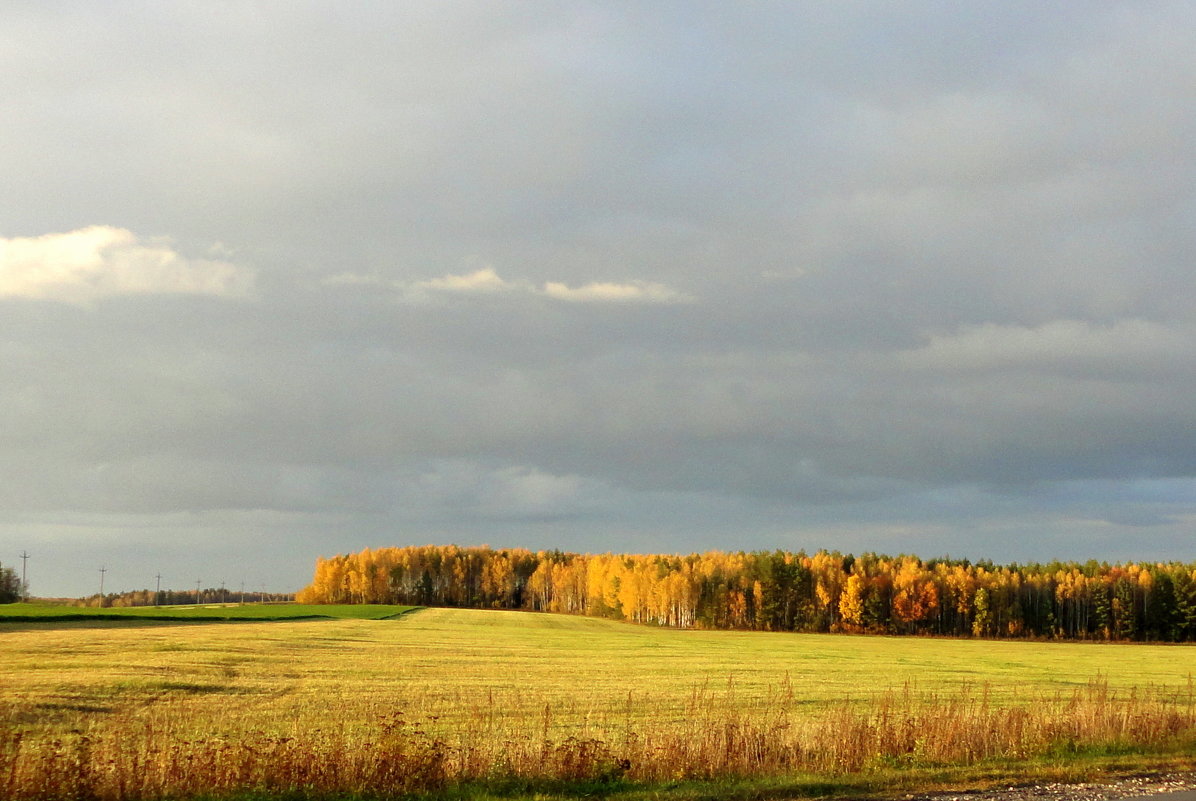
2, 2, 1195, 599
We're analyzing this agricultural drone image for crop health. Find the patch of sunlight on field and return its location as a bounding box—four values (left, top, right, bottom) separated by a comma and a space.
388, 608, 1196, 712
3, 606, 1192, 740
3, 607, 1196, 800
438, 609, 1179, 732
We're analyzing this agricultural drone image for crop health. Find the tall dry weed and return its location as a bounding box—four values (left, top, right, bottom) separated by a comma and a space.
2, 680, 1194, 800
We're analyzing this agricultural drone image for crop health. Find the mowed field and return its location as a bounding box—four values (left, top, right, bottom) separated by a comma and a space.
2, 607, 1195, 799
5, 606, 1194, 724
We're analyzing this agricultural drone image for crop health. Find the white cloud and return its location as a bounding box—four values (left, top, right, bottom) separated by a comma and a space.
541, 279, 689, 304
414, 267, 512, 293
0, 226, 253, 305
397, 267, 689, 305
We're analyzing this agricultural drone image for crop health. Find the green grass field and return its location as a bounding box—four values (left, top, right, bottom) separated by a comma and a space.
1, 607, 1194, 800
0, 601, 415, 622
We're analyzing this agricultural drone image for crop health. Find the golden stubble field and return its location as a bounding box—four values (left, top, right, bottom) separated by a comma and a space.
2, 608, 1195, 799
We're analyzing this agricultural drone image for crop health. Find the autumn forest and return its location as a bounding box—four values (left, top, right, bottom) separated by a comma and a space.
297, 545, 1196, 641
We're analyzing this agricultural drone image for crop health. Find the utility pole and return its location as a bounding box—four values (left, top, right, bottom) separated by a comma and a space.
155, 573, 162, 606
240, 581, 245, 605
98, 566, 107, 603
220, 579, 226, 604
19, 551, 30, 601
195, 579, 202, 605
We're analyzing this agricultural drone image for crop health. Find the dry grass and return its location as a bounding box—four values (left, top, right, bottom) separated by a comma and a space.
1, 608, 1194, 800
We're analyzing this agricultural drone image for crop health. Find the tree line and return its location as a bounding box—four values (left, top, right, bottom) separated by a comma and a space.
70, 588, 296, 607
297, 545, 1196, 641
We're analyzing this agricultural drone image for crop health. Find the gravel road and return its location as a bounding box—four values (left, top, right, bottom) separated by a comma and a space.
907, 774, 1196, 801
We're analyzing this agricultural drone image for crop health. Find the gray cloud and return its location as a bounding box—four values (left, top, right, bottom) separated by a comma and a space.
2, 2, 1195, 596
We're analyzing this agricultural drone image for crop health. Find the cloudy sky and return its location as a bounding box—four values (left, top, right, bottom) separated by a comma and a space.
3, 2, 1195, 598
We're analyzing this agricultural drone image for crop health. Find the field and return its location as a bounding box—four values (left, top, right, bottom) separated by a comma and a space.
2, 606, 1195, 800
0, 601, 415, 622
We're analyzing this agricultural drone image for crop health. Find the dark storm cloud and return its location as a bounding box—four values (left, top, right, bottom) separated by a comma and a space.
2, 2, 1195, 595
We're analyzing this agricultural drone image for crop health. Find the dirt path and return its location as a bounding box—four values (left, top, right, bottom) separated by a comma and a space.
910, 774, 1196, 801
